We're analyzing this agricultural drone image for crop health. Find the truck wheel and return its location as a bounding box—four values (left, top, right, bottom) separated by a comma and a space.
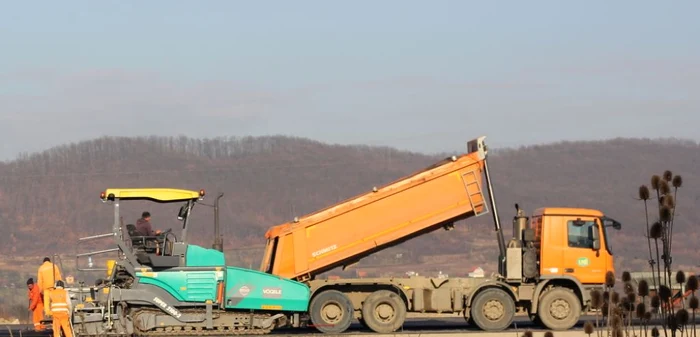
361, 290, 407, 333
309, 290, 354, 334
469, 288, 515, 331
537, 287, 581, 331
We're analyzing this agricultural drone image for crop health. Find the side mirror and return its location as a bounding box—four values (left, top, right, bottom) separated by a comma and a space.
177, 205, 187, 220
602, 217, 622, 230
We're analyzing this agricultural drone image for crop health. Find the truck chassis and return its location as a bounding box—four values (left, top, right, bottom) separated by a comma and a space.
305, 265, 601, 333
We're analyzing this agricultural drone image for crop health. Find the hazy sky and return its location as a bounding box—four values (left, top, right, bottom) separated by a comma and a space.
1, 1, 698, 161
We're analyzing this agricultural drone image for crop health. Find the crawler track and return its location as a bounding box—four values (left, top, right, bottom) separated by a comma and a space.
132, 308, 275, 336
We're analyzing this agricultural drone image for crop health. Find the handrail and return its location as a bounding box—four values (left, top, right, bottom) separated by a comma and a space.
78, 233, 115, 241
75, 231, 121, 272
77, 248, 119, 257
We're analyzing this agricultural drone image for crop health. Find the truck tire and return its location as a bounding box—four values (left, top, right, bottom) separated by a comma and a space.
469, 288, 515, 331
361, 290, 407, 333
309, 290, 354, 334
537, 287, 581, 331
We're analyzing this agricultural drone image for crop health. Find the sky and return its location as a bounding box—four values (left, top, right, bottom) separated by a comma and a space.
0, 0, 698, 161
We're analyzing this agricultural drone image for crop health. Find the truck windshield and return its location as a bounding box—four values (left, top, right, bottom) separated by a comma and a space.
599, 216, 621, 255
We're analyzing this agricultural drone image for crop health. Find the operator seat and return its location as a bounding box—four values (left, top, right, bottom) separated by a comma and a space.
125, 223, 161, 254
125, 224, 179, 269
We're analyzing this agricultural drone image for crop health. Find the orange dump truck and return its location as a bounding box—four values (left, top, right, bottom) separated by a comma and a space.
260, 136, 622, 334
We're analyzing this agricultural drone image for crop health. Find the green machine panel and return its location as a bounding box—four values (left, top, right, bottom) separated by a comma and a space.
185, 245, 225, 267
136, 269, 224, 302
224, 266, 309, 312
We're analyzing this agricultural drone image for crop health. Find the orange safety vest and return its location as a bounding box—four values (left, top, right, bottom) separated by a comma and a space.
49, 288, 70, 315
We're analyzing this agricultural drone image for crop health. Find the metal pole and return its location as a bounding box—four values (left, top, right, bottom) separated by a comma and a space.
181, 200, 192, 242
482, 155, 507, 276
213, 193, 224, 252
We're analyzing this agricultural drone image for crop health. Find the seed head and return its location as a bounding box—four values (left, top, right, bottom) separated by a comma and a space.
622, 271, 631, 283
651, 175, 661, 190
584, 321, 594, 335
611, 291, 620, 304
544, 332, 554, 337
673, 175, 683, 188
624, 282, 635, 294
660, 180, 671, 195
651, 295, 661, 309
644, 311, 652, 321
606, 271, 616, 287
591, 289, 603, 309
690, 295, 699, 310
678, 308, 690, 325
636, 302, 646, 318
659, 285, 672, 301
677, 270, 686, 284
613, 305, 624, 317
652, 327, 660, 337
650, 222, 663, 239
639, 185, 650, 200
638, 280, 649, 297
686, 275, 698, 291
627, 291, 636, 304
522, 331, 533, 337
664, 170, 673, 182
660, 205, 672, 222
665, 194, 675, 208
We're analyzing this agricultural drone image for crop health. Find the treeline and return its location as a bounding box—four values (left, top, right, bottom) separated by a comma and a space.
0, 135, 699, 273
5, 135, 415, 176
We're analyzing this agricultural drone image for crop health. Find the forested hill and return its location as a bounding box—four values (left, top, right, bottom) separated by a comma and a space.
1, 135, 699, 273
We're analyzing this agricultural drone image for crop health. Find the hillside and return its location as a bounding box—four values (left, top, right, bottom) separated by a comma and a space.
1, 135, 700, 280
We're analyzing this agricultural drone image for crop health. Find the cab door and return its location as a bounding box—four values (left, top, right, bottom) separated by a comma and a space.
561, 217, 607, 284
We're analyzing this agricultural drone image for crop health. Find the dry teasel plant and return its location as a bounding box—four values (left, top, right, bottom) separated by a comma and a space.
636, 302, 647, 337
677, 271, 687, 309
638, 171, 685, 337
639, 184, 658, 290
590, 289, 604, 336
584, 321, 595, 337
689, 295, 698, 337
677, 309, 689, 337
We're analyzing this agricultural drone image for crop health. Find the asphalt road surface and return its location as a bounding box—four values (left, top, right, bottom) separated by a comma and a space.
0, 315, 695, 336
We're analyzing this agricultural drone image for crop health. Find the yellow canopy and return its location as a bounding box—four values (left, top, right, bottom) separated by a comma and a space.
101, 188, 205, 203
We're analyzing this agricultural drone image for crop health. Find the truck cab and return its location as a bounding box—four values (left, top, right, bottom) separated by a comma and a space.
532, 207, 619, 284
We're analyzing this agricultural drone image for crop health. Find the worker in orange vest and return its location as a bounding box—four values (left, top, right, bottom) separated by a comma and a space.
47, 280, 72, 337
26, 278, 45, 331
37, 257, 63, 317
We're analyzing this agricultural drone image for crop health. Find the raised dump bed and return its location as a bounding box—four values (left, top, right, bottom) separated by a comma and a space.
261, 137, 489, 281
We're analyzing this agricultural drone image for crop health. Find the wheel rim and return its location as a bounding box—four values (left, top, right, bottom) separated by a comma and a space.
549, 298, 571, 320
483, 299, 505, 321
321, 301, 343, 324
374, 301, 396, 322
